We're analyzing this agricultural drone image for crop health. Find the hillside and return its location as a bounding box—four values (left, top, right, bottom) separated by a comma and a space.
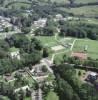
0, 0, 98, 17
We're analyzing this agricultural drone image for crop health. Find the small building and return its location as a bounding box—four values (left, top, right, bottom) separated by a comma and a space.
34, 18, 47, 28
55, 14, 63, 20
86, 72, 98, 83
14, 85, 30, 93
9, 47, 20, 60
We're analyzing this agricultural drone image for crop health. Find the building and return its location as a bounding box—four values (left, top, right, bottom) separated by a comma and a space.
14, 85, 30, 93
34, 18, 47, 28
9, 47, 20, 60
86, 72, 98, 83
55, 14, 63, 20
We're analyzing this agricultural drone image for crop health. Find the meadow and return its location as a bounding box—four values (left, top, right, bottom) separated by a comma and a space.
73, 39, 98, 59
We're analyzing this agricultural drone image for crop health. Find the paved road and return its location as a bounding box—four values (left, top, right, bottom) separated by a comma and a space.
38, 88, 43, 100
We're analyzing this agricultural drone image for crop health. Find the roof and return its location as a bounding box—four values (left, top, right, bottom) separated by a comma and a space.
14, 85, 30, 93
90, 72, 97, 76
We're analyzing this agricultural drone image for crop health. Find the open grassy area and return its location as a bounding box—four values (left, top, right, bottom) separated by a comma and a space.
43, 0, 98, 3
73, 39, 98, 59
7, 2, 31, 9
35, 36, 61, 47
24, 97, 31, 100
75, 69, 86, 85
59, 5, 98, 17
46, 91, 59, 100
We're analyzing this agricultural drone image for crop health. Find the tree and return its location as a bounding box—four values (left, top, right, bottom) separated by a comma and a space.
41, 65, 47, 72
0, 0, 5, 6
68, 0, 75, 5
43, 47, 49, 58
21, 27, 31, 34
26, 88, 31, 97
56, 76, 74, 100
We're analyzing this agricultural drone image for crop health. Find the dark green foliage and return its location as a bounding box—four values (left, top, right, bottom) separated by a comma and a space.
59, 21, 98, 40
54, 64, 98, 100
0, 34, 42, 75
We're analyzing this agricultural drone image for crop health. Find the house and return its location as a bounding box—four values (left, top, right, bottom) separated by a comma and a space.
9, 47, 20, 60
14, 85, 30, 93
86, 72, 98, 83
34, 18, 47, 28
55, 14, 63, 20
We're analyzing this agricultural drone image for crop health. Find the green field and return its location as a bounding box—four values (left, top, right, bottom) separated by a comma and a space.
59, 5, 98, 17
43, 0, 98, 3
7, 2, 30, 9
73, 39, 98, 59
35, 36, 63, 47
46, 91, 59, 100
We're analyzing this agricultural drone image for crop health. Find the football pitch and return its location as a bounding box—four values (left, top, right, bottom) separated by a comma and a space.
72, 39, 98, 59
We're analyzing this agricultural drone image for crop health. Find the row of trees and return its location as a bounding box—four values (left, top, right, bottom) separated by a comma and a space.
59, 20, 98, 40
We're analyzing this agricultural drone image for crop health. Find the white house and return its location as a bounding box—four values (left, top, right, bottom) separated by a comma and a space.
34, 18, 47, 28
14, 85, 30, 93
9, 47, 20, 60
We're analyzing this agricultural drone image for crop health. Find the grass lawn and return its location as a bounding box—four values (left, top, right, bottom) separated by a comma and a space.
43, 0, 98, 3
7, 2, 30, 9
9, 47, 19, 52
46, 91, 59, 100
73, 39, 98, 59
35, 36, 58, 47
0, 96, 10, 100
53, 51, 71, 64
24, 97, 31, 100
59, 5, 98, 17
75, 69, 86, 85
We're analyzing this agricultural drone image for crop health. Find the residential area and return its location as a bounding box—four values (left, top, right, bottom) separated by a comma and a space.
0, 0, 98, 100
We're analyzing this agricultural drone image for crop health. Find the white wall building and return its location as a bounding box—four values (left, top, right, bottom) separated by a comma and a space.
34, 18, 47, 28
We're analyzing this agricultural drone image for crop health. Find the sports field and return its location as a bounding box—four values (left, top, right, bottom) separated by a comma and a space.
72, 39, 98, 59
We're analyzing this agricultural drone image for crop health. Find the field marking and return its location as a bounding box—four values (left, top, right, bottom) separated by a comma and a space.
70, 39, 77, 51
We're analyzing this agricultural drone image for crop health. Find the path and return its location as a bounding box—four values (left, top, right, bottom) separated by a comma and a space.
51, 35, 77, 62
70, 39, 77, 51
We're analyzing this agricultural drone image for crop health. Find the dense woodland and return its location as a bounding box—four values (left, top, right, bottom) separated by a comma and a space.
53, 64, 98, 100
0, 34, 42, 74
